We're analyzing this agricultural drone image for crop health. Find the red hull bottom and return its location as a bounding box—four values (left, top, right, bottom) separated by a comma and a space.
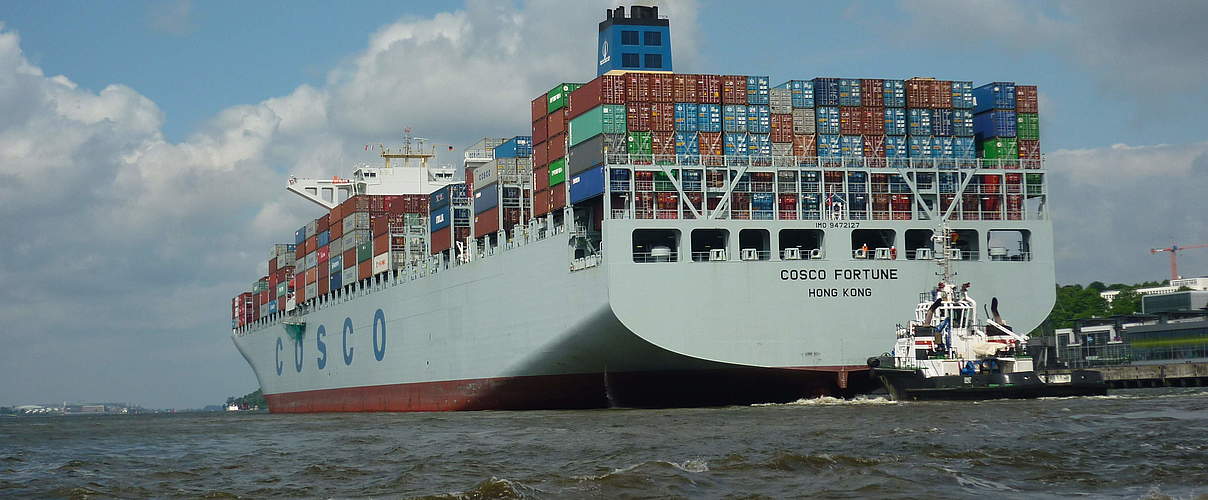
264, 366, 878, 413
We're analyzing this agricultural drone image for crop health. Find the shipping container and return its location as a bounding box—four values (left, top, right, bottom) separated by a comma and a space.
861, 79, 884, 108
532, 94, 547, 123
1017, 138, 1041, 160
569, 104, 627, 147
882, 80, 906, 107
372, 252, 390, 276
722, 104, 748, 133
357, 242, 372, 263
813, 78, 839, 107
1015, 85, 1038, 113
673, 73, 698, 102
547, 109, 567, 137
839, 106, 861, 135
746, 76, 770, 105
473, 185, 499, 214
972, 82, 1016, 113
698, 74, 721, 104
779, 80, 815, 108
569, 165, 606, 204
907, 108, 932, 136
650, 102, 675, 132
909, 135, 935, 158
973, 110, 1017, 139
651, 73, 674, 103
980, 137, 1019, 159
547, 132, 567, 160
534, 164, 550, 191
294, 227, 306, 245
723, 132, 749, 157
792, 134, 817, 157
627, 102, 652, 131
494, 136, 533, 158
952, 109, 974, 137
817, 134, 841, 157
838, 78, 862, 106
532, 188, 552, 217
547, 83, 583, 113
769, 87, 792, 114
474, 206, 500, 238
884, 108, 907, 136
1016, 113, 1039, 140
429, 182, 467, 210
932, 108, 953, 136
747, 105, 771, 133
951, 81, 974, 109
549, 157, 567, 186
770, 114, 794, 143
431, 226, 452, 255
839, 135, 864, 157
815, 107, 840, 135
721, 75, 747, 104
697, 103, 721, 133
551, 183, 567, 211
885, 135, 908, 160
699, 131, 724, 157
954, 136, 977, 159
532, 116, 548, 146
430, 204, 452, 232
673, 103, 698, 132
748, 133, 772, 160
792, 108, 816, 135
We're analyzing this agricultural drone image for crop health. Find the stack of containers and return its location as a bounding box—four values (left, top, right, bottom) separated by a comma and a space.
903, 77, 975, 167
473, 135, 534, 239
231, 292, 255, 328
429, 182, 471, 255
970, 81, 1025, 219
530, 83, 582, 229
566, 75, 627, 213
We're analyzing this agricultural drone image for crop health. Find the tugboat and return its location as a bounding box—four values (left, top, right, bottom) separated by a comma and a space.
867, 225, 1107, 401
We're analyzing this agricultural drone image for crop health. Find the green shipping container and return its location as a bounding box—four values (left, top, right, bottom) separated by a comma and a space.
1016, 113, 1039, 140
549, 158, 567, 186
627, 131, 653, 155
569, 105, 627, 147
980, 137, 1018, 159
547, 83, 583, 113
357, 242, 373, 263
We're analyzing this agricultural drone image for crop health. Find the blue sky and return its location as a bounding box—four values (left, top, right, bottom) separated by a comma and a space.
1, 0, 1206, 408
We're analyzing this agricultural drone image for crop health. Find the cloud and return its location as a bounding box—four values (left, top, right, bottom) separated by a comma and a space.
147, 0, 197, 36
1048, 140, 1208, 284
0, 0, 700, 408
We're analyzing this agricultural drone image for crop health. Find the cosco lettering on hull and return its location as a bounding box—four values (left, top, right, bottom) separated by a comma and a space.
275, 308, 388, 377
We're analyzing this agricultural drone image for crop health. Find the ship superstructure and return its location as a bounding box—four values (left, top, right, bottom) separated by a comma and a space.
230, 6, 1055, 412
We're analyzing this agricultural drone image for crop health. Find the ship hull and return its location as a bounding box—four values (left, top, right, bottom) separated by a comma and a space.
234, 217, 1053, 412
872, 368, 1108, 401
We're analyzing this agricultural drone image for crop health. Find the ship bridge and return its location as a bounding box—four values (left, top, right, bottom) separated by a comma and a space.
287, 134, 456, 209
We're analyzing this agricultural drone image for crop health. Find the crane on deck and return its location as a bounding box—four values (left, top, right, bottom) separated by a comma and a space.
1151, 243, 1208, 280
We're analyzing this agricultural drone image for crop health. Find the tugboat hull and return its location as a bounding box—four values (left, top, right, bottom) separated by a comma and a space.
873, 368, 1108, 401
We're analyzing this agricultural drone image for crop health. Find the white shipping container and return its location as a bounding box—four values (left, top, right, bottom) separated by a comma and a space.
372, 252, 390, 275
769, 87, 792, 114
792, 108, 816, 135
343, 212, 371, 233
305, 282, 317, 300
330, 236, 343, 255
305, 252, 317, 269
305, 220, 318, 238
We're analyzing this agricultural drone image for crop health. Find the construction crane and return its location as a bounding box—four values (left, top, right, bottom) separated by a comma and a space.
1151, 243, 1208, 280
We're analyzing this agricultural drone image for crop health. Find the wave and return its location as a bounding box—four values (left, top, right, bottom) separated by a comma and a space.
753, 395, 897, 407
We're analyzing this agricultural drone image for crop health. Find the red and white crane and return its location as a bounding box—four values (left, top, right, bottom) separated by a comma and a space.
1151, 243, 1208, 280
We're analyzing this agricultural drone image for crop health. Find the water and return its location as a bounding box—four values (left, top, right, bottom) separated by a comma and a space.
4, 388, 1208, 499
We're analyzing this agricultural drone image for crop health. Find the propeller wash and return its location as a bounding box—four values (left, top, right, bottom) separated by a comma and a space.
230, 5, 1056, 412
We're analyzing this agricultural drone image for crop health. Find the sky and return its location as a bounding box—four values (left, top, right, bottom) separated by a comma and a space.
1, 0, 1207, 409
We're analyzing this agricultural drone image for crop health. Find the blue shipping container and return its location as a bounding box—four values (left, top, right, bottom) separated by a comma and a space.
473, 186, 498, 214
907, 108, 932, 136
723, 133, 749, 156
330, 272, 341, 290
746, 76, 770, 105
932, 109, 953, 137
268, 300, 277, 314
674, 132, 699, 156
884, 108, 907, 136
815, 107, 840, 135
953, 137, 976, 159
569, 165, 605, 204
840, 135, 864, 157
747, 105, 771, 133
317, 230, 330, 248
936, 137, 955, 158
952, 110, 974, 137
429, 182, 466, 210
883, 80, 906, 107
885, 136, 909, 158
909, 136, 935, 158
973, 82, 1016, 113
752, 192, 774, 210
697, 103, 721, 133
430, 204, 452, 232
295, 228, 306, 244
329, 255, 342, 273
817, 135, 842, 157
493, 136, 533, 158
838, 78, 862, 106
748, 133, 772, 157
782, 80, 815, 108
813, 78, 839, 107
973, 110, 1017, 139
722, 105, 748, 133
951, 81, 974, 109
674, 103, 699, 132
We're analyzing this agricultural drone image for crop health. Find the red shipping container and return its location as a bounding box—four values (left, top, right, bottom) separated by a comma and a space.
319, 261, 329, 279
906, 78, 934, 108
531, 94, 547, 123
721, 75, 746, 104
269, 257, 278, 275
295, 243, 305, 260
547, 132, 567, 161
627, 102, 652, 131
1016, 85, 1038, 113
625, 73, 649, 102
318, 278, 329, 296
330, 220, 343, 240
652, 131, 676, 155
373, 233, 388, 255
547, 108, 567, 137
465, 167, 474, 193
534, 164, 550, 191
651, 74, 674, 103
861, 79, 884, 107
251, 300, 260, 320
318, 245, 329, 264
551, 184, 567, 210
568, 77, 603, 120
698, 74, 721, 104
1018, 139, 1040, 160
839, 106, 862, 135
259, 289, 269, 306
532, 116, 548, 144
771, 114, 794, 143
698, 131, 723, 155
534, 139, 548, 168
474, 206, 500, 238
863, 135, 887, 158
372, 216, 387, 237
295, 282, 305, 303
651, 103, 675, 132
793, 134, 818, 157
317, 214, 329, 232
430, 226, 452, 254
656, 192, 679, 210
343, 248, 356, 267
673, 74, 697, 102
863, 107, 885, 135
305, 267, 317, 285
601, 74, 626, 104
931, 81, 952, 108
533, 188, 552, 217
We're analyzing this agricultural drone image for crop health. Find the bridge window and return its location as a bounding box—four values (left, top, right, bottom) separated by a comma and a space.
950, 229, 980, 260
691, 229, 729, 262
644, 31, 662, 46
621, 30, 639, 45
779, 229, 824, 260
988, 230, 1031, 261
851, 229, 896, 260
632, 229, 679, 263
622, 53, 640, 68
739, 229, 770, 261
644, 53, 663, 69
905, 229, 933, 260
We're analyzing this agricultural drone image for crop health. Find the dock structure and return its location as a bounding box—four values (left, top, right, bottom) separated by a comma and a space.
1094, 362, 1208, 389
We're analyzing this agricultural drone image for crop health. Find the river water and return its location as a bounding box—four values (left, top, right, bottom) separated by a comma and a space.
3, 388, 1207, 499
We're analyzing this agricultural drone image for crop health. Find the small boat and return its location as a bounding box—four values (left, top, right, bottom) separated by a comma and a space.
867, 225, 1107, 401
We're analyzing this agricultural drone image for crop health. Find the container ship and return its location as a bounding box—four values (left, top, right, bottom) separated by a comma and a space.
230, 5, 1053, 412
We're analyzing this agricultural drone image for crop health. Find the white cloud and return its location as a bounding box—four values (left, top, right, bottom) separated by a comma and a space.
0, 0, 700, 408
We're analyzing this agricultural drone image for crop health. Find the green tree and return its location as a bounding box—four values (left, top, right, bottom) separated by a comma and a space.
1108, 289, 1142, 316
1087, 281, 1107, 291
